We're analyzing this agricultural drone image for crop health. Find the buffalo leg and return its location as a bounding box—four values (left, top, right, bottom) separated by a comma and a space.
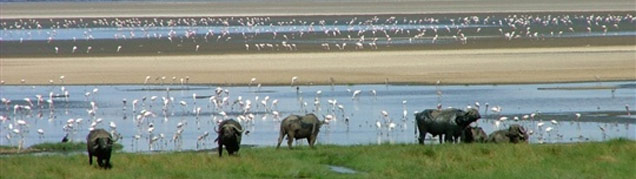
88, 153, 93, 165
418, 130, 426, 144
105, 153, 112, 169
218, 144, 223, 157
287, 132, 295, 149
308, 136, 316, 148
97, 157, 104, 168
276, 131, 286, 149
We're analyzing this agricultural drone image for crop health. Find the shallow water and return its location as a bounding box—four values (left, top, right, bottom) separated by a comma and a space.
1, 12, 634, 56
1, 82, 634, 152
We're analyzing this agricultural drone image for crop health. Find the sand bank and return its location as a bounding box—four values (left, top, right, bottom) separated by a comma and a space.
1, 46, 634, 85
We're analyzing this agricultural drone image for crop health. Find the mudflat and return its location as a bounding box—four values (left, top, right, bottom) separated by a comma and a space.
2, 46, 634, 85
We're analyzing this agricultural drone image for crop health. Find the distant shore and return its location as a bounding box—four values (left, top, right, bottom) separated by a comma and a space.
1, 0, 635, 18
1, 46, 634, 85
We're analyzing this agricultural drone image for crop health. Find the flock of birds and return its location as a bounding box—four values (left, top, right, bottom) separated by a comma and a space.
1, 13, 633, 54
1, 76, 632, 152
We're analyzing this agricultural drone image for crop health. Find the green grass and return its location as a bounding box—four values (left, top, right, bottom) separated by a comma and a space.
1, 139, 634, 178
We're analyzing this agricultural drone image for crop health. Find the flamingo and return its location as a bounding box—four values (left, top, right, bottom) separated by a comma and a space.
37, 129, 44, 137
144, 76, 151, 85
352, 90, 362, 99
249, 78, 256, 87
291, 76, 298, 87
381, 110, 389, 119
110, 121, 117, 130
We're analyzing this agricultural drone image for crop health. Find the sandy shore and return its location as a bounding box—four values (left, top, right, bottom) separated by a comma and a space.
1, 46, 634, 85
1, 0, 635, 18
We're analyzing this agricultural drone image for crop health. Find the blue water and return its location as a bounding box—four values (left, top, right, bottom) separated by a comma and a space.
1, 82, 634, 152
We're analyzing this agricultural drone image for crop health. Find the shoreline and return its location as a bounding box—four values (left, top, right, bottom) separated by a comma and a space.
2, 9, 636, 19
0, 80, 634, 87
1, 139, 633, 156
2, 46, 634, 85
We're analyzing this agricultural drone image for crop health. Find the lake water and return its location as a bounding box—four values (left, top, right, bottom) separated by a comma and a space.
1, 81, 634, 152
1, 12, 634, 56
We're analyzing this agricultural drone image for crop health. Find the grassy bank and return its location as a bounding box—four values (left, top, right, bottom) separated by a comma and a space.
0, 142, 124, 155
1, 139, 634, 178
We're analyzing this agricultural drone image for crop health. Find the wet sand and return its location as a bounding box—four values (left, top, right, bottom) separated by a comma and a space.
1, 46, 634, 85
1, 0, 635, 18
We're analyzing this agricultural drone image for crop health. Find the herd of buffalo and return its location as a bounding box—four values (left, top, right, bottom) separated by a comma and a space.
86, 107, 528, 169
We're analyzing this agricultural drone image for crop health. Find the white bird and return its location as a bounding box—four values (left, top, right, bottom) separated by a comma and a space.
388, 122, 397, 131
491, 106, 502, 113
148, 125, 155, 133
352, 90, 362, 99
250, 78, 256, 85
144, 76, 151, 85
376, 121, 382, 129
37, 129, 44, 135
551, 120, 558, 125
381, 110, 389, 118
291, 76, 298, 86
545, 127, 553, 132
176, 122, 184, 129
325, 115, 334, 122
537, 122, 545, 127
109, 121, 117, 129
